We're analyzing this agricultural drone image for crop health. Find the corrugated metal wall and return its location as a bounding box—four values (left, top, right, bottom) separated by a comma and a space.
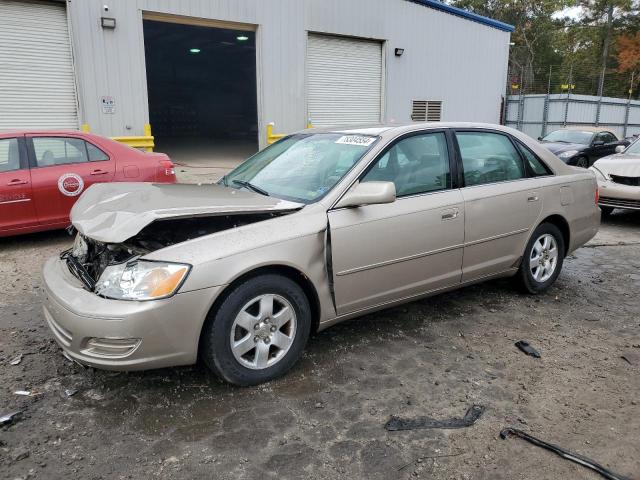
506, 93, 640, 139
67, 0, 510, 145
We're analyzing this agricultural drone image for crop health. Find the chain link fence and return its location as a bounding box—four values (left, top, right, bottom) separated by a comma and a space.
502, 64, 640, 140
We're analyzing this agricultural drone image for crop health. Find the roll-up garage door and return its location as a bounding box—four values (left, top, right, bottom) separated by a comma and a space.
307, 33, 382, 127
0, 0, 78, 129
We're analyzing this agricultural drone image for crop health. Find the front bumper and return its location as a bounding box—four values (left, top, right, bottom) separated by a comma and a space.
598, 180, 640, 210
42, 256, 223, 370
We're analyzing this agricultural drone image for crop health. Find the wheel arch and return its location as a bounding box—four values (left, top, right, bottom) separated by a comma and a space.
198, 264, 322, 354
537, 214, 571, 257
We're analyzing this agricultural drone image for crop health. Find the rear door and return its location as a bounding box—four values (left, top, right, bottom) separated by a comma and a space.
328, 130, 464, 314
0, 135, 38, 234
455, 130, 543, 282
27, 134, 115, 227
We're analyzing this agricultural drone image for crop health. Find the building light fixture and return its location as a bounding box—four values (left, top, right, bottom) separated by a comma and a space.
236, 35, 249, 41
394, 48, 404, 57
189, 48, 201, 54
101, 17, 116, 29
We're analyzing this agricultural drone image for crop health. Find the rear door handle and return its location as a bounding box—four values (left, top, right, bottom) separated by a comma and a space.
7, 179, 28, 186
441, 208, 459, 221
528, 195, 539, 202
90, 169, 108, 175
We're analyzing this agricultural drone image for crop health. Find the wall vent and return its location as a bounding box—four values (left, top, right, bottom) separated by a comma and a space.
411, 100, 442, 122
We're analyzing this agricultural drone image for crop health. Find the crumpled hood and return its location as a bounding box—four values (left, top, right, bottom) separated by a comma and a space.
593, 154, 640, 178
70, 182, 303, 243
540, 142, 587, 155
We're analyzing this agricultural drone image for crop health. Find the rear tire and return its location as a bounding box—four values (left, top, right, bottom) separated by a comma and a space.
201, 274, 311, 386
517, 223, 565, 294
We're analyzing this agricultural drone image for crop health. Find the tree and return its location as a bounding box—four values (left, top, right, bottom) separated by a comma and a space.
617, 32, 640, 75
450, 0, 571, 88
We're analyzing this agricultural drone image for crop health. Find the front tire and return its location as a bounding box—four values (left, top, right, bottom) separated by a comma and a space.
517, 223, 565, 294
201, 274, 311, 386
574, 156, 589, 168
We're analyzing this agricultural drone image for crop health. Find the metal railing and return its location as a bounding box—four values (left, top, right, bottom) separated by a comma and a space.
266, 121, 313, 145
81, 123, 155, 152
503, 64, 639, 139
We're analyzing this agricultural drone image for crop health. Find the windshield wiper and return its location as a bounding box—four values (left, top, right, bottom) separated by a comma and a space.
232, 179, 270, 196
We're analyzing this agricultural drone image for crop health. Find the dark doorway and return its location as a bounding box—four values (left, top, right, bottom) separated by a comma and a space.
143, 19, 258, 166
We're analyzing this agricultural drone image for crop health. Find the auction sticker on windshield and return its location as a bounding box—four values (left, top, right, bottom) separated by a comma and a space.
335, 135, 376, 146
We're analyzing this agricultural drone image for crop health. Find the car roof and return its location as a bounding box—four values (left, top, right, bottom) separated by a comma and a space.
306, 122, 519, 137
549, 126, 612, 134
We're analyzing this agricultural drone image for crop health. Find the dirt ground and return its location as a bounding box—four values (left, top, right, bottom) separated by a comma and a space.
1, 213, 639, 480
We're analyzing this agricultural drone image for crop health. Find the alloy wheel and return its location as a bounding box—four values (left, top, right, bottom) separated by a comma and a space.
529, 233, 559, 283
229, 294, 297, 370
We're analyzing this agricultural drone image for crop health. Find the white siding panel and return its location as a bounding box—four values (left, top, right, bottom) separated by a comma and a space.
307, 34, 382, 126
0, 0, 78, 129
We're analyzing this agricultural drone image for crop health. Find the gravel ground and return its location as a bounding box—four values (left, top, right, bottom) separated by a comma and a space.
0, 213, 639, 480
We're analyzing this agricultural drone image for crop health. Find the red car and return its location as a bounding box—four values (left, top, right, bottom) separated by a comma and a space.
0, 130, 176, 237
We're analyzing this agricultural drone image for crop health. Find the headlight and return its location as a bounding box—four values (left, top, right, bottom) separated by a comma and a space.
558, 150, 578, 159
95, 260, 190, 300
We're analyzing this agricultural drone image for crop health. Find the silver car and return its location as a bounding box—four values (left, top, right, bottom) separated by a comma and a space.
42, 123, 600, 385
591, 137, 640, 215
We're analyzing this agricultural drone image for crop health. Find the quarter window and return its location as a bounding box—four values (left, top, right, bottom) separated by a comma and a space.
0, 138, 21, 173
456, 132, 525, 186
86, 142, 109, 161
516, 142, 551, 176
362, 132, 450, 197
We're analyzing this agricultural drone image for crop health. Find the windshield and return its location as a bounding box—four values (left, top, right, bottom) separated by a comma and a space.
542, 129, 593, 145
222, 133, 378, 203
625, 137, 640, 155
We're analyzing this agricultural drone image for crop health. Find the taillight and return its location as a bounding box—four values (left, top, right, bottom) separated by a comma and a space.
159, 159, 175, 176
595, 187, 599, 205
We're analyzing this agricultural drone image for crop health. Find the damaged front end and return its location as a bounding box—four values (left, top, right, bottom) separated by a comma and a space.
63, 212, 292, 299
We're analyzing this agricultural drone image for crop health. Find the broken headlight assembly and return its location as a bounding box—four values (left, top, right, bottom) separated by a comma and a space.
94, 260, 190, 301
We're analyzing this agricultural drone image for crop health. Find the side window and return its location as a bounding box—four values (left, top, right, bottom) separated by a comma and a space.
456, 131, 525, 186
516, 141, 552, 176
602, 132, 616, 144
0, 138, 21, 173
86, 142, 109, 161
32, 137, 88, 167
362, 132, 450, 197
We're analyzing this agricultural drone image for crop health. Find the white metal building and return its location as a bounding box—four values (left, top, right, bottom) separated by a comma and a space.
0, 0, 512, 158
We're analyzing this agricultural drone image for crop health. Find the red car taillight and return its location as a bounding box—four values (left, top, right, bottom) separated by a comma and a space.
159, 159, 175, 179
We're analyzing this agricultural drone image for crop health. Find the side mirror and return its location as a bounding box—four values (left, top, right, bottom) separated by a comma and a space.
615, 145, 626, 154
537, 136, 543, 141
335, 181, 396, 209
592, 140, 605, 147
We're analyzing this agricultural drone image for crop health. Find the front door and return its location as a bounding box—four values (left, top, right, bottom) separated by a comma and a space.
0, 136, 38, 234
454, 130, 543, 282
328, 131, 464, 315
27, 135, 115, 227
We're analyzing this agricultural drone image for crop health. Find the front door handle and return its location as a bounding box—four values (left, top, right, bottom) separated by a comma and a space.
90, 169, 108, 175
441, 208, 459, 221
7, 179, 28, 186
528, 195, 539, 202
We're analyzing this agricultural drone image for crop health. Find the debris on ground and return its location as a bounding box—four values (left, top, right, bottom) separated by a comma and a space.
13, 390, 41, 397
620, 352, 639, 366
9, 353, 23, 365
385, 405, 485, 431
64, 388, 78, 397
515, 340, 541, 358
11, 448, 30, 462
0, 410, 23, 426
500, 428, 632, 480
